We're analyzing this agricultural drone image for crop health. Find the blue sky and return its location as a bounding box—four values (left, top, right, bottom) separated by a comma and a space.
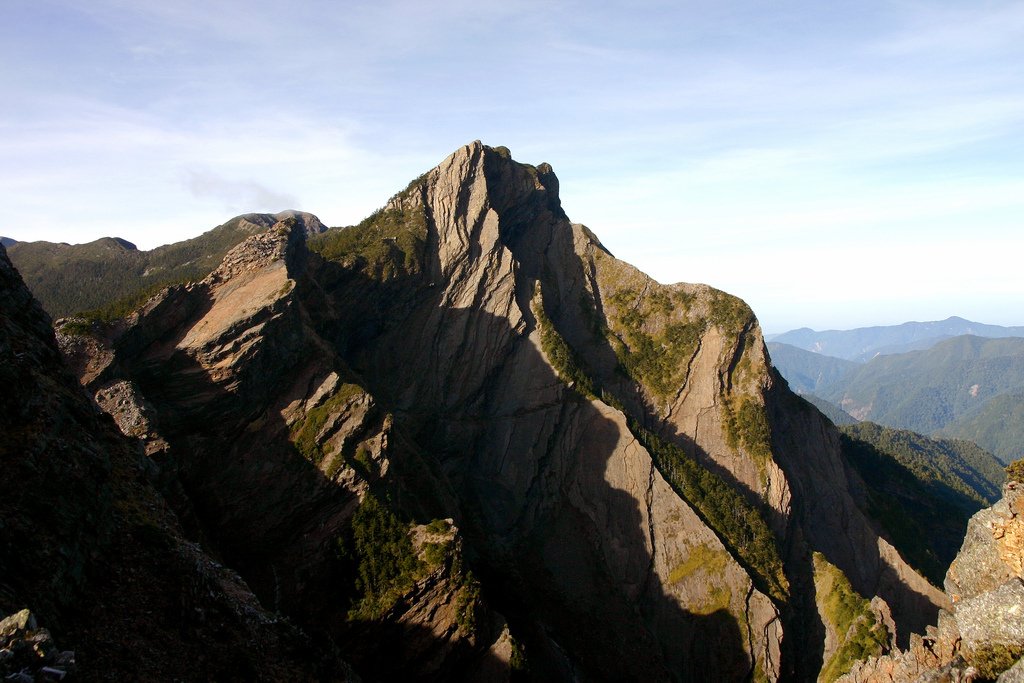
1, 0, 1022, 332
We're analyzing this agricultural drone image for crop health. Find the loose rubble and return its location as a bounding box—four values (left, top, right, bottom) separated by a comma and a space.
0, 610, 75, 682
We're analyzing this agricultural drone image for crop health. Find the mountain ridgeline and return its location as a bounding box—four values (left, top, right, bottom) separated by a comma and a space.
4, 143, 958, 681
769, 332, 1024, 465
769, 317, 1024, 362
5, 211, 326, 320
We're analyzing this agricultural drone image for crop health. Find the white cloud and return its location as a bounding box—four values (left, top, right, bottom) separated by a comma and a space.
183, 169, 298, 212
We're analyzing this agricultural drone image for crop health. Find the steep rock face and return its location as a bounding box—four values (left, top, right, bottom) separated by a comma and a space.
768, 388, 947, 658
311, 143, 942, 677
0, 244, 348, 681
64, 143, 947, 681
313, 143, 783, 679
71, 218, 499, 680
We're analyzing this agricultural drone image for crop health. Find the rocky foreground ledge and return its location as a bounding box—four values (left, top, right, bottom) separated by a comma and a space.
840, 470, 1024, 682
0, 609, 75, 682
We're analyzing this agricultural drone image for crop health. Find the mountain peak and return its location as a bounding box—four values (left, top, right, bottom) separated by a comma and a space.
107, 237, 137, 250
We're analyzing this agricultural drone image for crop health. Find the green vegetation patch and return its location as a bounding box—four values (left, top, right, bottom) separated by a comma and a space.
532, 292, 597, 398
813, 552, 890, 682
668, 542, 729, 585
965, 641, 1024, 680
667, 544, 734, 614
696, 584, 733, 616
454, 571, 482, 634
509, 634, 528, 674
708, 289, 752, 335
290, 383, 363, 464
345, 493, 424, 620
426, 518, 451, 534
422, 540, 450, 568
601, 282, 706, 401
630, 420, 788, 602
722, 396, 773, 469
76, 278, 192, 324
1007, 458, 1024, 484
310, 202, 428, 280
58, 319, 95, 337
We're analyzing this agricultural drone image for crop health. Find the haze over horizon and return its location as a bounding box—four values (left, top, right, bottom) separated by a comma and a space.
2, 0, 1022, 332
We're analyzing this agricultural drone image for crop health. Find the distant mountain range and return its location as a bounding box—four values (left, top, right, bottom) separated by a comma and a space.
766, 342, 859, 394
0, 237, 16, 248
769, 316, 1024, 362
5, 211, 325, 319
769, 325, 1024, 464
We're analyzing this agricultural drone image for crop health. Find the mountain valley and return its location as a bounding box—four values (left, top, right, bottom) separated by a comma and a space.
771, 333, 1024, 465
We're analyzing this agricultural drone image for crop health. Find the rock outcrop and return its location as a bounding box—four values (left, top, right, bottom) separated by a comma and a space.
0, 609, 76, 682
839, 474, 1024, 682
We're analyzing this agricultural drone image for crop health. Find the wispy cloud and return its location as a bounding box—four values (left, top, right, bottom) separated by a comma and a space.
183, 170, 297, 212
873, 2, 1024, 55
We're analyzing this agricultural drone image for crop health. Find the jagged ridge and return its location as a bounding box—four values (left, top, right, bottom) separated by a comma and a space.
14, 143, 953, 681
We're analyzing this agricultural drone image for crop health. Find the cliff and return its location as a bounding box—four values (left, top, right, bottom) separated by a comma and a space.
18, 143, 949, 680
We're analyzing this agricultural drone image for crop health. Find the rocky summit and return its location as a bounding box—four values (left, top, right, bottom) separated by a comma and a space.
3, 142, 1009, 681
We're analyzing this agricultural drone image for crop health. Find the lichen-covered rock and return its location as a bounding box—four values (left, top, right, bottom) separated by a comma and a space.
956, 579, 1024, 654
0, 610, 76, 682
999, 656, 1024, 683
948, 482, 1024, 602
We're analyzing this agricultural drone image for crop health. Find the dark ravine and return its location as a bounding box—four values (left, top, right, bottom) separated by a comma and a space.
2, 142, 965, 681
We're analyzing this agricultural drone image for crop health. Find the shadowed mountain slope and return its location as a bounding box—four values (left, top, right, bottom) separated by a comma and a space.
0, 243, 349, 681
838, 422, 1004, 586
